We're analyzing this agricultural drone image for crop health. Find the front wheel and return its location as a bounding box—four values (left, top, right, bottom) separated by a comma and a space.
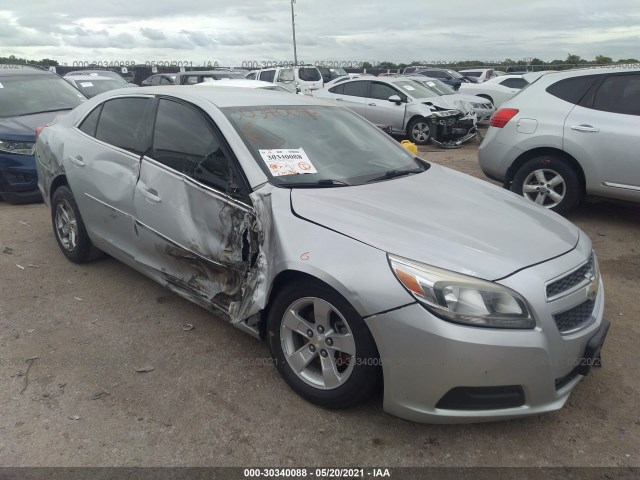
406, 117, 431, 145
268, 280, 380, 409
512, 156, 582, 214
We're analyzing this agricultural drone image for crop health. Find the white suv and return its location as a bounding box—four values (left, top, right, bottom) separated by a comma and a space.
247, 66, 323, 94
478, 66, 640, 214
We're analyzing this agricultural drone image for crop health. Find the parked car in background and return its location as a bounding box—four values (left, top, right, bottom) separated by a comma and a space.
315, 77, 477, 147
35, 86, 608, 423
408, 76, 495, 123
413, 68, 474, 90
0, 65, 85, 204
402, 65, 428, 75
459, 68, 497, 83
459, 73, 535, 108
64, 69, 137, 88
250, 66, 323, 94
479, 67, 640, 214
174, 71, 246, 85
317, 67, 348, 83
141, 74, 176, 86
195, 79, 294, 93
64, 75, 125, 98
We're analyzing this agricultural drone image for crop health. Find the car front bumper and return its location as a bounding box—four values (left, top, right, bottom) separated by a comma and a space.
365, 245, 607, 423
0, 152, 40, 199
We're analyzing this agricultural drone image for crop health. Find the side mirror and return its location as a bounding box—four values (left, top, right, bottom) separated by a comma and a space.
388, 95, 402, 105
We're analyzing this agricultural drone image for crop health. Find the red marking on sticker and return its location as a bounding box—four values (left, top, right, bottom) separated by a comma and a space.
300, 252, 310, 261
298, 162, 311, 171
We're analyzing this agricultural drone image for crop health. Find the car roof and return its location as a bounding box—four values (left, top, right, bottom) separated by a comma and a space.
0, 65, 54, 77
65, 70, 121, 75
194, 79, 275, 88
67, 75, 114, 81
459, 68, 490, 72
96, 85, 333, 108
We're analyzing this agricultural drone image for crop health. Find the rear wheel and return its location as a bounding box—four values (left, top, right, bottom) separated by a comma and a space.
407, 117, 431, 145
512, 155, 582, 214
51, 186, 104, 263
268, 280, 380, 409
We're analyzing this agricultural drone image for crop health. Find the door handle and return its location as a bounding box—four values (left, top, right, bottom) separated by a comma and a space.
571, 124, 600, 133
335, 98, 343, 101
70, 155, 85, 167
368, 103, 377, 106
140, 186, 161, 203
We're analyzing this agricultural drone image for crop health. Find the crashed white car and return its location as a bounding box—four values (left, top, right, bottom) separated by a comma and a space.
314, 77, 477, 147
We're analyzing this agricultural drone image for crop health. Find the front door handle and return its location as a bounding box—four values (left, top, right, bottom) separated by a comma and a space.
368, 103, 377, 106
70, 155, 85, 167
571, 124, 600, 133
140, 186, 161, 203
335, 98, 343, 101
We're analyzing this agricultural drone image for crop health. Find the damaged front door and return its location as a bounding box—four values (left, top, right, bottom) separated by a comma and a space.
133, 97, 257, 320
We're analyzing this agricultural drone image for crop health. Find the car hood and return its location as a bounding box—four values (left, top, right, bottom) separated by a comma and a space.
412, 96, 473, 115
0, 111, 69, 140
290, 165, 579, 281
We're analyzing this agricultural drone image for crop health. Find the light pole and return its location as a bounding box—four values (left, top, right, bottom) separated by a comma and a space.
291, 0, 298, 65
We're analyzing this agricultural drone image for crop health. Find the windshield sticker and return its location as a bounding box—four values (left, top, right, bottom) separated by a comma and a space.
0, 82, 3, 88
259, 148, 317, 176
89, 73, 98, 76
402, 85, 415, 91
426, 81, 436, 87
80, 82, 94, 87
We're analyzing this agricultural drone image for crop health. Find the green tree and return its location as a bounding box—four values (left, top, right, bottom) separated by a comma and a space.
594, 55, 613, 64
566, 54, 581, 66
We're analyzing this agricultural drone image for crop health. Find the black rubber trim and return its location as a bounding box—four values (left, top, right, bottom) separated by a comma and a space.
436, 385, 525, 410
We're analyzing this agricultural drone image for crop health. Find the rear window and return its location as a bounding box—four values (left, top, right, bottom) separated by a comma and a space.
73, 78, 123, 98
500, 78, 528, 89
0, 74, 85, 118
546, 75, 598, 104
297, 67, 321, 82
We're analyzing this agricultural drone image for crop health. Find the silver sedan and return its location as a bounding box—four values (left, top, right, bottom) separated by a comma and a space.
35, 86, 608, 423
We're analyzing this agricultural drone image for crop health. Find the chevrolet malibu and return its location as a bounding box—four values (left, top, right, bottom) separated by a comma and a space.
35, 86, 608, 423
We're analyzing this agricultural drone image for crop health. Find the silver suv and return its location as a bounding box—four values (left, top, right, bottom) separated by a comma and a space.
479, 66, 640, 214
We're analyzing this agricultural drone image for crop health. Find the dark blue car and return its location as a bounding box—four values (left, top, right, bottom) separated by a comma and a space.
0, 66, 86, 203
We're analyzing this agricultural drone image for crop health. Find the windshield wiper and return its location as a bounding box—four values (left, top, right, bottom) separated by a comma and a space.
287, 179, 351, 188
366, 168, 424, 183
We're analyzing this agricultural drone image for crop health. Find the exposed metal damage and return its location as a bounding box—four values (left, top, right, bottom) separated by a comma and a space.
426, 106, 478, 149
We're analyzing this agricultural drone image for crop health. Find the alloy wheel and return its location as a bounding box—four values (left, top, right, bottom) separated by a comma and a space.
522, 168, 566, 208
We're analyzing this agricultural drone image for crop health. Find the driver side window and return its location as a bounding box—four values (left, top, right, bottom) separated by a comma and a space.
370, 82, 405, 102
151, 99, 229, 193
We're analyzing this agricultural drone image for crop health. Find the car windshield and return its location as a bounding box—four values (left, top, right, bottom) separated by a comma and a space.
392, 80, 439, 98
0, 75, 86, 118
262, 85, 294, 93
461, 71, 482, 78
298, 67, 321, 81
447, 70, 464, 79
222, 105, 427, 187
72, 78, 123, 98
415, 78, 457, 96
330, 68, 348, 77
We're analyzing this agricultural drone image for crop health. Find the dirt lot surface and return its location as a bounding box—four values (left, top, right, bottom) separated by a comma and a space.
1, 140, 639, 467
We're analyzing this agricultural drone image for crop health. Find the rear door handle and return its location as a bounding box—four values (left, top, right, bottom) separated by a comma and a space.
368, 103, 377, 106
571, 124, 600, 133
140, 186, 161, 203
335, 98, 344, 101
70, 155, 85, 167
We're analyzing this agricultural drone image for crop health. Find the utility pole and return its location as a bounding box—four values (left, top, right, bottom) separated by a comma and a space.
291, 0, 298, 65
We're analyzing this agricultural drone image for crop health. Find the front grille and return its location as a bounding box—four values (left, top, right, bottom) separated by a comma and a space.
546, 254, 594, 298
553, 299, 595, 334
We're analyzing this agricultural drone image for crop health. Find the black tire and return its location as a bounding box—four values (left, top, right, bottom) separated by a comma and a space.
268, 279, 380, 409
51, 186, 104, 263
512, 155, 582, 215
406, 117, 431, 145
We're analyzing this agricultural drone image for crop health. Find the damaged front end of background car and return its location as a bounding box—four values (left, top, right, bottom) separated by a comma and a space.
423, 104, 478, 149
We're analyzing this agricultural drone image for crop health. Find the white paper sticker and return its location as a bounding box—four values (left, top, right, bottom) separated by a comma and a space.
89, 72, 98, 76
121, 67, 128, 74
426, 81, 436, 87
259, 148, 317, 176
0, 82, 3, 88
402, 85, 415, 90
151, 65, 158, 74
80, 82, 94, 87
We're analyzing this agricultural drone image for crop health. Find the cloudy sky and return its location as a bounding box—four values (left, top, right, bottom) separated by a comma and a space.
1, 0, 639, 66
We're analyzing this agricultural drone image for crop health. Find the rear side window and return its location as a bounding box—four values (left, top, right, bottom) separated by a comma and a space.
342, 81, 368, 97
546, 76, 598, 104
591, 74, 640, 116
329, 84, 344, 94
95, 98, 150, 154
151, 99, 229, 192
78, 104, 103, 137
160, 76, 174, 85
500, 78, 528, 89
259, 70, 275, 82
370, 82, 401, 101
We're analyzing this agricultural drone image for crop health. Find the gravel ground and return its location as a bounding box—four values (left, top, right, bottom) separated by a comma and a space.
0, 140, 638, 467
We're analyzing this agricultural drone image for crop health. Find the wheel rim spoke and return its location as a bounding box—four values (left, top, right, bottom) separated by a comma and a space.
313, 298, 331, 329
534, 170, 547, 184
320, 354, 342, 389
282, 309, 314, 337
547, 190, 564, 204
523, 184, 538, 193
548, 175, 563, 187
535, 192, 546, 205
327, 333, 355, 356
287, 344, 317, 374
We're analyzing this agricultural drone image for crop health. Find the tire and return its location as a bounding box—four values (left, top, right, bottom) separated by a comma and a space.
512, 155, 582, 215
406, 117, 431, 145
268, 280, 380, 409
51, 186, 104, 263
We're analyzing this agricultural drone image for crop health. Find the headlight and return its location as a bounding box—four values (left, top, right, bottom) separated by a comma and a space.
388, 254, 536, 329
0, 140, 35, 155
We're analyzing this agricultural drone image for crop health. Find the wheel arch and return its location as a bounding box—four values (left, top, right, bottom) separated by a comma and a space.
506, 147, 586, 192
49, 174, 70, 202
